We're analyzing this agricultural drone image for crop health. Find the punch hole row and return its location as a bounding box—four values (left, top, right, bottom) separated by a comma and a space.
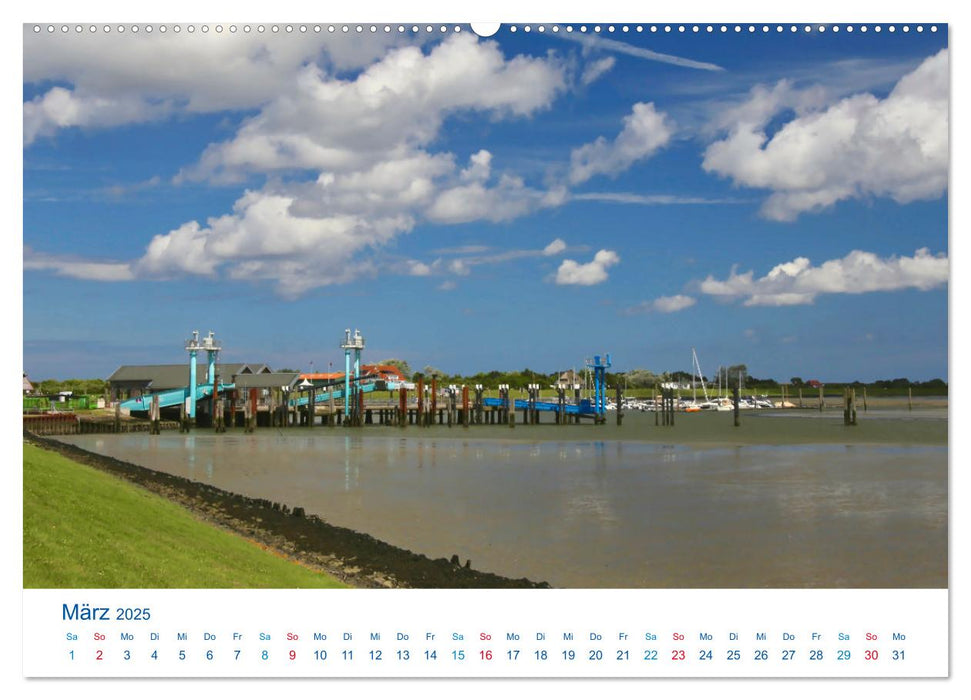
31, 24, 939, 35
30, 24, 464, 34
509, 24, 937, 34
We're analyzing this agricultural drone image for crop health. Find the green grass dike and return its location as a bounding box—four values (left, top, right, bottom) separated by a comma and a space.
23, 442, 347, 589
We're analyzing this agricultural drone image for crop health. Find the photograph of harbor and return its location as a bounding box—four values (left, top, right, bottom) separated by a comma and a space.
23, 23, 948, 590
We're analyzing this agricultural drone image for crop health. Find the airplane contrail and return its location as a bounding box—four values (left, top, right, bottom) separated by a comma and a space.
558, 31, 725, 72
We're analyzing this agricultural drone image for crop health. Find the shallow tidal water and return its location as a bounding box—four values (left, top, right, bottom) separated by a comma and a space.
57, 409, 947, 588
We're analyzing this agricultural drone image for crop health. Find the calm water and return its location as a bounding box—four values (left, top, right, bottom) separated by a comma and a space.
58, 412, 947, 588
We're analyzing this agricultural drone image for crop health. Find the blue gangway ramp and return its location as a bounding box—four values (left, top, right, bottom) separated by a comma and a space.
482, 397, 596, 416
120, 383, 234, 412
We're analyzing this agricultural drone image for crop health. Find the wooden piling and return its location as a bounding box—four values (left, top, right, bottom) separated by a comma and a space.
417, 377, 425, 427
818, 386, 824, 412
863, 385, 868, 412
733, 387, 740, 427
909, 386, 913, 411
114, 401, 121, 433
246, 388, 257, 433
843, 387, 858, 426
308, 387, 316, 428
212, 374, 221, 432
616, 385, 623, 426
150, 395, 161, 434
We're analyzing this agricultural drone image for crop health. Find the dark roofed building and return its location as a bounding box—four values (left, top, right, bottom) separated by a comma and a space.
232, 372, 301, 390
108, 363, 273, 401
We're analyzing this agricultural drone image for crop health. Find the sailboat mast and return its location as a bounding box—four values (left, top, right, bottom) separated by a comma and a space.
691, 348, 710, 402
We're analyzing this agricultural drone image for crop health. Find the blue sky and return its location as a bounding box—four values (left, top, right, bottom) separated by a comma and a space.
22, 22, 949, 382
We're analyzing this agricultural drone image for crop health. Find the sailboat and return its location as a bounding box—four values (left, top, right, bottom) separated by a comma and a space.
684, 349, 710, 412
713, 367, 733, 411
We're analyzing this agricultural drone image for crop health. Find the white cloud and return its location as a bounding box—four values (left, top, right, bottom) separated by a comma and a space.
181, 34, 567, 182
426, 173, 552, 224
23, 87, 172, 144
23, 247, 134, 281
699, 248, 948, 306
133, 188, 414, 297
448, 259, 471, 276
652, 295, 697, 313
26, 35, 574, 297
22, 28, 424, 144
702, 49, 949, 221
407, 261, 433, 277
24, 33, 320, 144
581, 56, 616, 85
569, 102, 673, 185
543, 238, 567, 256
623, 295, 696, 314
104, 175, 163, 199
555, 250, 620, 286
460, 150, 493, 182
404, 239, 574, 283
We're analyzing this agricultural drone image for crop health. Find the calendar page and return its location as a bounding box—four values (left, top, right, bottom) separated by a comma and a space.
15, 0, 959, 696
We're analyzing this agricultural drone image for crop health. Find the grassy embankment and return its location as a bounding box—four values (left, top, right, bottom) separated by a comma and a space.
23, 442, 346, 588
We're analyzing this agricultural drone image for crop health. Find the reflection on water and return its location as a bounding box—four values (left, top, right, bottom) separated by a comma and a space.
58, 423, 946, 588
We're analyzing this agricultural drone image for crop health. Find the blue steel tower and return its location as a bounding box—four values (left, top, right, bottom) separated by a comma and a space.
586, 353, 612, 417
340, 329, 365, 417
184, 330, 221, 420
186, 331, 200, 419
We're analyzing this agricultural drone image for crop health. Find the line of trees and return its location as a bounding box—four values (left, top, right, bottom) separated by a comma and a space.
384, 362, 948, 395
28, 378, 108, 396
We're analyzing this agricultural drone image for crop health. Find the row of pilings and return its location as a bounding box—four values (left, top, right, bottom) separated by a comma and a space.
23, 384, 869, 437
